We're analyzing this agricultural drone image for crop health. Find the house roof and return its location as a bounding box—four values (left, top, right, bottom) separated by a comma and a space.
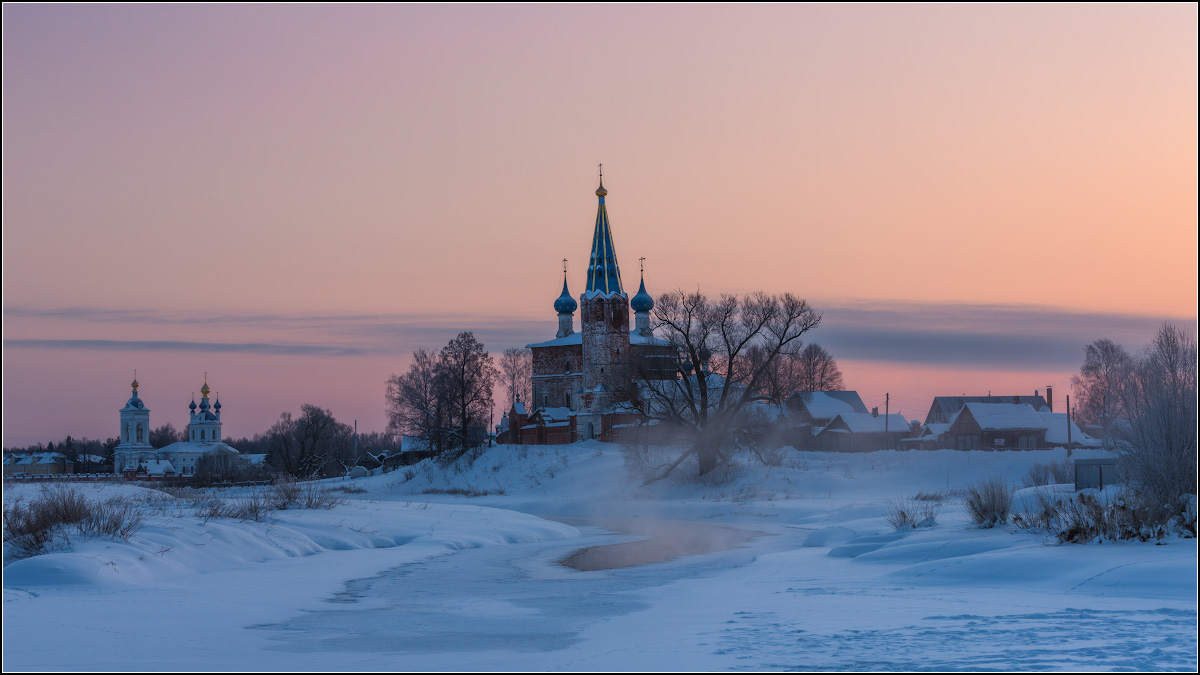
954, 403, 1047, 430
926, 395, 1047, 424
1037, 411, 1097, 445
788, 391, 868, 419
156, 441, 240, 456
822, 413, 911, 434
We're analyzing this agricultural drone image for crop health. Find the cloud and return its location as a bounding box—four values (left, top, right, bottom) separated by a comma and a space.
807, 300, 1191, 369
4, 301, 1192, 369
3, 339, 371, 357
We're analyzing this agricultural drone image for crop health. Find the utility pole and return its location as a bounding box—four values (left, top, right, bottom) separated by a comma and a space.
885, 393, 889, 432
1066, 395, 1072, 454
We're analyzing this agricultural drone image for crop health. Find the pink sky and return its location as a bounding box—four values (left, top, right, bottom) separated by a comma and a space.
3, 5, 1196, 445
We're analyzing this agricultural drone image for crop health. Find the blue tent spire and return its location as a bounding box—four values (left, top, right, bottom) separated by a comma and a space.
586, 164, 624, 296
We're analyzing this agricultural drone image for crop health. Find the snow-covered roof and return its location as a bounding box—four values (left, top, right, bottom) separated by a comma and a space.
822, 413, 911, 434
955, 403, 1047, 430
512, 401, 527, 416
142, 459, 176, 474
1037, 411, 1096, 445
157, 441, 240, 456
789, 391, 867, 419
540, 407, 571, 422
919, 423, 950, 438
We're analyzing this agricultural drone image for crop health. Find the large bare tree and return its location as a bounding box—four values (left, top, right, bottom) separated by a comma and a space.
385, 348, 450, 451
637, 290, 821, 478
437, 332, 498, 455
266, 404, 353, 479
795, 343, 844, 392
1115, 323, 1197, 519
498, 347, 533, 407
1070, 338, 1133, 443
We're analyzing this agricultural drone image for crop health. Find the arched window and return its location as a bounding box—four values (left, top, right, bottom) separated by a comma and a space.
125, 423, 130, 442
136, 423, 143, 443
201, 429, 206, 440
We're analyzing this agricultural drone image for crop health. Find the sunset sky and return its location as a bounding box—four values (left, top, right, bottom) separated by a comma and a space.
3, 4, 1196, 445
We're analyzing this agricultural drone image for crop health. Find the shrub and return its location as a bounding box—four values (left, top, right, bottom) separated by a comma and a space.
3, 487, 143, 559
271, 478, 301, 509
964, 477, 1013, 528
1015, 488, 1195, 543
298, 482, 345, 509
884, 497, 941, 530
230, 492, 274, 521
78, 498, 143, 540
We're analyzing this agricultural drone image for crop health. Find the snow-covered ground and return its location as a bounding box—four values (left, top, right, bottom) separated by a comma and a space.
4, 443, 1196, 671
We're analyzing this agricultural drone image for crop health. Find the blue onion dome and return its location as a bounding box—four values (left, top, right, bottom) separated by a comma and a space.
631, 278, 654, 312
199, 397, 210, 410
213, 398, 221, 410
553, 279, 578, 314
189, 398, 197, 411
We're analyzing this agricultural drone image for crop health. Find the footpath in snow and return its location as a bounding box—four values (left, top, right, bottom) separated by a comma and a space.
3, 443, 1197, 671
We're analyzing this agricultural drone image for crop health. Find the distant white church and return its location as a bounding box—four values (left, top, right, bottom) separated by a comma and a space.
113, 376, 239, 477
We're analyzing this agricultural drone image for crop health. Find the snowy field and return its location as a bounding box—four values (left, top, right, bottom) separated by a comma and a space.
3, 443, 1196, 671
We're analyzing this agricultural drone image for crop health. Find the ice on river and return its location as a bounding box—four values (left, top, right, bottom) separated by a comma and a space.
4, 444, 1196, 671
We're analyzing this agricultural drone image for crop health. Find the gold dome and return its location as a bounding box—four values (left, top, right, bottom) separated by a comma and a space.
201, 380, 211, 397
595, 181, 607, 198
131, 378, 139, 392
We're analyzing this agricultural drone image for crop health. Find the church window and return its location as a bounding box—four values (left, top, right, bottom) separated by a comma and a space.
125, 423, 130, 442
201, 430, 206, 440
136, 424, 143, 443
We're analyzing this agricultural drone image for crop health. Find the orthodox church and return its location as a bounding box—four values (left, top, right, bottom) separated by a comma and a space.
501, 170, 672, 444
113, 376, 239, 477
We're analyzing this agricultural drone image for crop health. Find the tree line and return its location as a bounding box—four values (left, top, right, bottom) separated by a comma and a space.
1070, 323, 1197, 524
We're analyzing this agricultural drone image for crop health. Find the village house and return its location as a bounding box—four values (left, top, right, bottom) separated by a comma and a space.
815, 411, 913, 452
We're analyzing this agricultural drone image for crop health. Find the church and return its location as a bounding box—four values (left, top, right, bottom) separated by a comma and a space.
113, 375, 240, 477
500, 170, 673, 444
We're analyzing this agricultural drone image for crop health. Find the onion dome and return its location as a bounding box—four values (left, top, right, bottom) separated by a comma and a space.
554, 278, 578, 314
200, 380, 211, 398
213, 398, 222, 410
631, 278, 654, 313
189, 397, 197, 412
125, 393, 144, 409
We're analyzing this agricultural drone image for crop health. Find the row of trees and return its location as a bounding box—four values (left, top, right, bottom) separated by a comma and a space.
1071, 323, 1197, 522
386, 331, 498, 462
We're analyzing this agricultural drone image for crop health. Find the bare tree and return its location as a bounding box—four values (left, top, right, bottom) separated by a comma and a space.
438, 332, 498, 455
266, 404, 353, 479
385, 348, 450, 451
637, 290, 821, 478
796, 343, 844, 392
1070, 338, 1133, 443
498, 347, 533, 407
1115, 323, 1197, 521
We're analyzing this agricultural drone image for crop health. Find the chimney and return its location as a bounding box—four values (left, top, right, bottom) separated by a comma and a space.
1046, 385, 1053, 412
872, 407, 879, 417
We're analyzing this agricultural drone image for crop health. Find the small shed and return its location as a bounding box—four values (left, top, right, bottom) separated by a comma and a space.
1074, 458, 1121, 490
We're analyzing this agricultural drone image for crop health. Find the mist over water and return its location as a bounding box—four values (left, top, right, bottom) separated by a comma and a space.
560, 519, 761, 571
